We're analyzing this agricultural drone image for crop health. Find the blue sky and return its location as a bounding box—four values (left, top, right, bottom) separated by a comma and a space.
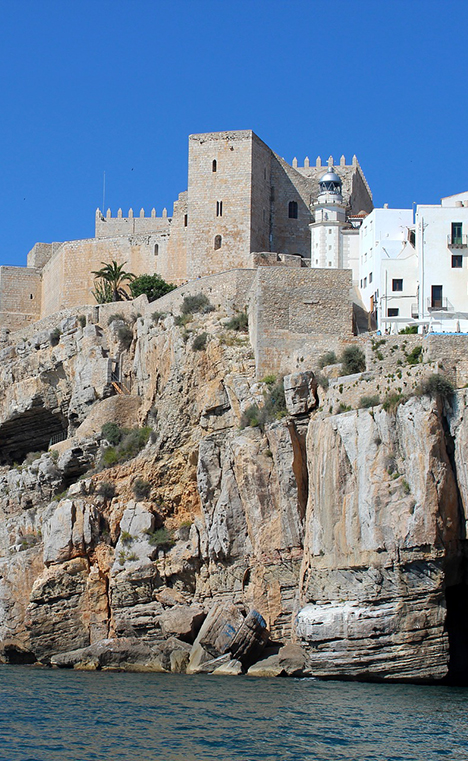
0, 0, 467, 266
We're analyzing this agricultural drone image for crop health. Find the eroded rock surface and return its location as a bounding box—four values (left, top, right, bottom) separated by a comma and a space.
0, 302, 467, 683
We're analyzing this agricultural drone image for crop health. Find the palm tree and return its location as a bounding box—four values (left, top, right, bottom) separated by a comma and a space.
92, 261, 136, 303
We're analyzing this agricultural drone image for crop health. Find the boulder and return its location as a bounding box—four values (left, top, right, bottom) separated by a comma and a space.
283, 371, 317, 416
229, 609, 269, 665
196, 602, 245, 657
247, 654, 284, 678
159, 604, 205, 643
213, 658, 243, 676
191, 653, 233, 674
278, 642, 310, 676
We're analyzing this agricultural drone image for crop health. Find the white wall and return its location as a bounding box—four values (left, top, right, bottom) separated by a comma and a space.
359, 208, 416, 330
417, 198, 468, 332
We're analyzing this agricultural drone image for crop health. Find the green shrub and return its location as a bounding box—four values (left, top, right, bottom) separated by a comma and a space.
318, 351, 337, 368
406, 345, 422, 365
174, 313, 192, 327
145, 527, 175, 550
240, 380, 287, 429
340, 346, 366, 374
23, 451, 43, 467
399, 326, 418, 334
120, 530, 133, 545
49, 449, 59, 462
181, 293, 213, 315
240, 404, 260, 428
418, 374, 454, 401
129, 273, 176, 302
382, 393, 406, 412
102, 447, 119, 467
152, 311, 166, 323
226, 312, 248, 332
107, 313, 126, 325
262, 374, 276, 386
97, 481, 116, 500
401, 479, 411, 494
78, 315, 86, 327
192, 332, 208, 351
50, 327, 61, 347
101, 422, 122, 446
117, 324, 133, 348
133, 478, 151, 500
315, 372, 329, 390
359, 394, 380, 409
337, 402, 352, 414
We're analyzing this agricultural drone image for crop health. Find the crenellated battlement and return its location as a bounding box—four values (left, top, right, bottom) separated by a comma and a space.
291, 154, 360, 170
94, 206, 172, 238
291, 154, 372, 201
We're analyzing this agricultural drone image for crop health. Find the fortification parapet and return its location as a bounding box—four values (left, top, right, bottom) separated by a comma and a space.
95, 207, 171, 238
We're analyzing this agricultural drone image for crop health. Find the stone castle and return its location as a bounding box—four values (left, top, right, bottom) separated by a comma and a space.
0, 130, 373, 332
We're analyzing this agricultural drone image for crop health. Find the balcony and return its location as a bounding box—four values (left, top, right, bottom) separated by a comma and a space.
427, 296, 454, 312
447, 234, 468, 248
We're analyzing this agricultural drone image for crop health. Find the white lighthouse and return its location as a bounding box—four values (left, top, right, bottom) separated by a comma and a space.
310, 168, 360, 280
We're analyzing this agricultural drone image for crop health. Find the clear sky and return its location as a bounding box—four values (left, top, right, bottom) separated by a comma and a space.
0, 0, 467, 266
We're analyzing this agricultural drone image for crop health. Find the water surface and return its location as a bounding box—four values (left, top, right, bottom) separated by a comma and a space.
0, 666, 467, 760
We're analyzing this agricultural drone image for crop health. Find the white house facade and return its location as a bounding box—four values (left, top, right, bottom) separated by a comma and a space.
358, 208, 417, 331
417, 192, 468, 333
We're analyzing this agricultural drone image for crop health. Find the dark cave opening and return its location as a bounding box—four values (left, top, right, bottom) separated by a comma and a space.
0, 407, 67, 465
445, 582, 468, 685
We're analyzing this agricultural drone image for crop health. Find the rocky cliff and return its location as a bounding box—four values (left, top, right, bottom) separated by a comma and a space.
0, 301, 467, 683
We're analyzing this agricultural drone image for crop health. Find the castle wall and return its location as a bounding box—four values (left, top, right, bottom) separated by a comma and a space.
162, 192, 189, 285
0, 266, 42, 331
270, 155, 313, 259
250, 135, 273, 253
151, 268, 256, 316
40, 237, 158, 318
95, 210, 171, 238
186, 131, 255, 279
249, 267, 354, 377
27, 242, 62, 269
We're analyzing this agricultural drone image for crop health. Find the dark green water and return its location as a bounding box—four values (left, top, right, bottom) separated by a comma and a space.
0, 666, 467, 761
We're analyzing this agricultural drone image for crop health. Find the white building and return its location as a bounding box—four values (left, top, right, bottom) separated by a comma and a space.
358, 207, 417, 331
310, 169, 360, 281
417, 192, 468, 333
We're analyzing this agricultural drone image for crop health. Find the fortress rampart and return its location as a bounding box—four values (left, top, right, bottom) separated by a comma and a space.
0, 130, 373, 333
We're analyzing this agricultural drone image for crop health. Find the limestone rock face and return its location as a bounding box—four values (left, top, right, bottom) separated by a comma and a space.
296, 397, 459, 681
284, 371, 317, 416
0, 303, 467, 682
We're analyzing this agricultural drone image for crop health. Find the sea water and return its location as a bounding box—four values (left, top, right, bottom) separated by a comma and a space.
0, 665, 467, 761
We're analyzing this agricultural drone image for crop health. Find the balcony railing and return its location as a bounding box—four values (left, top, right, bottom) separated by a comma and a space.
447, 234, 468, 248
411, 303, 419, 318
427, 296, 454, 312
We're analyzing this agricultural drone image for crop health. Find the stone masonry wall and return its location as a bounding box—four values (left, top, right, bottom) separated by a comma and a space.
40, 236, 159, 318
0, 266, 42, 331
95, 210, 171, 238
270, 154, 313, 259
149, 268, 256, 317
186, 131, 255, 280
249, 267, 354, 377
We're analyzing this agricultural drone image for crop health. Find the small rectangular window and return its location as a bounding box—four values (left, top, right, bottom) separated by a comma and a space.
369, 272, 373, 283
452, 222, 462, 244
363, 277, 367, 288
388, 308, 399, 317
452, 255, 463, 268
392, 278, 403, 292
431, 285, 443, 308
184, 214, 188, 227
216, 201, 223, 217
